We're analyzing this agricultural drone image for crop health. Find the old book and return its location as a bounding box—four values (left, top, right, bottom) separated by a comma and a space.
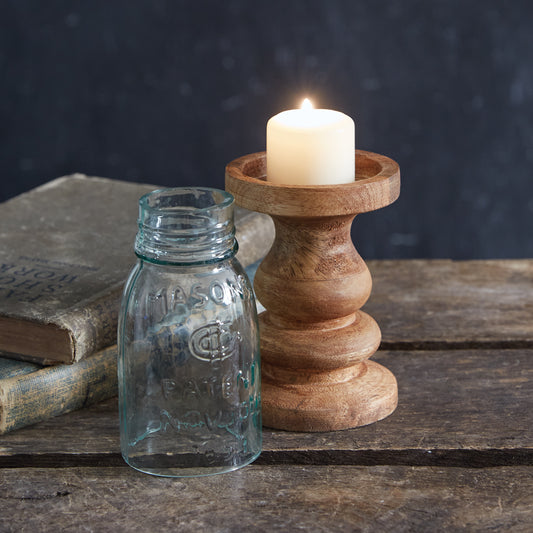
0, 175, 274, 365
0, 261, 266, 435
0, 346, 118, 434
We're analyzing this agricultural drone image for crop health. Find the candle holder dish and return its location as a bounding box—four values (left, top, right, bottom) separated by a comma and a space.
225, 150, 400, 432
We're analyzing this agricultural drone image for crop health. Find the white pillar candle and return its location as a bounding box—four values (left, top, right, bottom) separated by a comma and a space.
266, 99, 355, 185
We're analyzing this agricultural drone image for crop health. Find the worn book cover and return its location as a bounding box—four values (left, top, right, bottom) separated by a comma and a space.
0, 175, 274, 364
0, 346, 118, 434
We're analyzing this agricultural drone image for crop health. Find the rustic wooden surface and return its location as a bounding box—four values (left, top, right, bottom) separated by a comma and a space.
1, 259, 532, 531
1, 349, 531, 465
226, 151, 400, 431
1, 466, 531, 532
366, 259, 533, 349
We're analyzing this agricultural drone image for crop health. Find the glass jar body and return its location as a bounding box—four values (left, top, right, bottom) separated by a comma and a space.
118, 257, 261, 477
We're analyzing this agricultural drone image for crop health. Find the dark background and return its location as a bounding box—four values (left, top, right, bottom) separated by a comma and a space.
1, 0, 532, 259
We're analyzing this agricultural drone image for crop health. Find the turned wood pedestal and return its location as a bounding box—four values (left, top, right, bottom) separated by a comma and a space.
226, 150, 400, 431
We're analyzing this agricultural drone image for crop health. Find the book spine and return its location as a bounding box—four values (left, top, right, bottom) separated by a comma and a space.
0, 346, 117, 434
56, 287, 123, 363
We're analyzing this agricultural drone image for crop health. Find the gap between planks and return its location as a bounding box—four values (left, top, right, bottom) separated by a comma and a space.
380, 340, 533, 351
1, 448, 532, 469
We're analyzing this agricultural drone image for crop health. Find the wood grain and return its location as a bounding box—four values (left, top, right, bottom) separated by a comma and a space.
365, 259, 533, 349
1, 349, 531, 467
0, 261, 533, 533
1, 465, 531, 532
1, 259, 531, 531
226, 150, 400, 431
225, 150, 400, 217
264, 348, 533, 461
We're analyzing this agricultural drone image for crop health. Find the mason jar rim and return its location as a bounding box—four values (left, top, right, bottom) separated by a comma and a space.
138, 187, 234, 214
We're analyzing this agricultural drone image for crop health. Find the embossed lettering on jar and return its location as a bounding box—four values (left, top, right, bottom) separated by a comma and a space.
118, 188, 261, 477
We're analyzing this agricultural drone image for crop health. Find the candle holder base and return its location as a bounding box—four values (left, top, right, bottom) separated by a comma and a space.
263, 360, 398, 432
226, 150, 400, 432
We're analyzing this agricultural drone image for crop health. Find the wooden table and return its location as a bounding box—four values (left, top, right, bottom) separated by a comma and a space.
1, 260, 532, 532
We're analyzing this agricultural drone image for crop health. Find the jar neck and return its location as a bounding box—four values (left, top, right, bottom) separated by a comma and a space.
134, 188, 238, 266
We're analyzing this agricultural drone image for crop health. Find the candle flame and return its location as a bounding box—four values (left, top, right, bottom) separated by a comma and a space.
301, 98, 313, 110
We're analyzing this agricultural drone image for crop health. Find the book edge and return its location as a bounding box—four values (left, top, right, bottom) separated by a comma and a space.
3, 173, 156, 204
0, 345, 118, 434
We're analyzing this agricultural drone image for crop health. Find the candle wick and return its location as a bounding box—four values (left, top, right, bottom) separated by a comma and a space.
301, 98, 313, 111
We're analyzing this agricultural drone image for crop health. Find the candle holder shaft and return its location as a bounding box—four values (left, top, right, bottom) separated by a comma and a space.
226, 150, 400, 431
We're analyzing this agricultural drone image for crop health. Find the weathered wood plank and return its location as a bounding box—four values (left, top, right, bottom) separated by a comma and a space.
265, 348, 533, 456
0, 465, 531, 532
1, 349, 531, 466
1, 259, 530, 459
365, 259, 533, 348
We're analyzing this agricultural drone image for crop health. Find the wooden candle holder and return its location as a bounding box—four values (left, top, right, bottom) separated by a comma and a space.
225, 150, 400, 432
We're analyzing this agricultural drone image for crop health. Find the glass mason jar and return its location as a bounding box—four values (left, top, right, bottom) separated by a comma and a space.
118, 187, 261, 477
